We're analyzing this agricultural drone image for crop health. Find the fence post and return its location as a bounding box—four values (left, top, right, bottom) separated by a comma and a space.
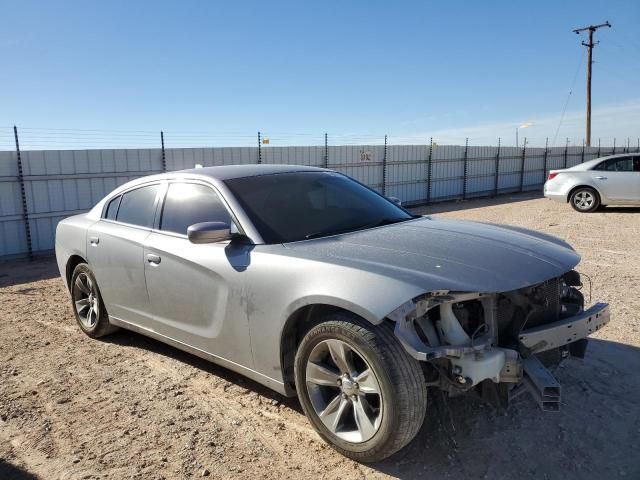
543, 137, 549, 181
426, 137, 433, 203
323, 133, 328, 168
381, 135, 388, 196
160, 131, 167, 171
612, 138, 616, 155
257, 131, 262, 164
637, 137, 639, 153
563, 138, 569, 168
519, 138, 527, 192
13, 126, 33, 260
493, 138, 500, 197
462, 138, 469, 199
597, 138, 601, 157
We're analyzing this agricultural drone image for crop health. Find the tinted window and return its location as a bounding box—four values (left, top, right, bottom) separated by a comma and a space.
634, 157, 640, 172
224, 172, 413, 243
116, 184, 159, 228
160, 183, 231, 235
104, 195, 121, 220
594, 157, 633, 172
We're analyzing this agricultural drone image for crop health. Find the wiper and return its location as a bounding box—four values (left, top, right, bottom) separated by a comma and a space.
303, 217, 411, 240
361, 217, 411, 229
304, 226, 358, 240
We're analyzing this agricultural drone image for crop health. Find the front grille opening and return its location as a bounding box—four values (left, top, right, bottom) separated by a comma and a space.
452, 300, 485, 337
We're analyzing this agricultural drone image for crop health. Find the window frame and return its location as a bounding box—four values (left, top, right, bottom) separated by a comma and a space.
593, 155, 635, 172
100, 181, 164, 231
154, 180, 243, 240
104, 194, 122, 221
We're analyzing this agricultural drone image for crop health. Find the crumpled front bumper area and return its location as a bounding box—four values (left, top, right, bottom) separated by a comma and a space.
394, 300, 609, 363
518, 302, 609, 354
392, 297, 610, 410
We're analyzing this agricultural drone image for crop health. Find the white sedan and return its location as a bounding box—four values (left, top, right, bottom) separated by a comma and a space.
544, 153, 640, 212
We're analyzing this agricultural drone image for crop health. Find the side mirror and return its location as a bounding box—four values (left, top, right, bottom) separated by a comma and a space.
187, 221, 232, 244
388, 196, 402, 207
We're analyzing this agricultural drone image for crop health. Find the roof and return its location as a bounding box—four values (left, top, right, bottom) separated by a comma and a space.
178, 164, 327, 181
564, 153, 636, 171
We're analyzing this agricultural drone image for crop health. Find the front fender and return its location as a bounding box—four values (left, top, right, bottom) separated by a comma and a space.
282, 267, 428, 327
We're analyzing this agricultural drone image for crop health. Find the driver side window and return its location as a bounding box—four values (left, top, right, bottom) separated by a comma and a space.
160, 183, 232, 235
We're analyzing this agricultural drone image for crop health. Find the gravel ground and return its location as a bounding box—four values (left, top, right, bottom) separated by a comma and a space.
1, 193, 639, 480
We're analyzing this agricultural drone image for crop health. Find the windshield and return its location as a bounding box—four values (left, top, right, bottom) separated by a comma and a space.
224, 171, 413, 243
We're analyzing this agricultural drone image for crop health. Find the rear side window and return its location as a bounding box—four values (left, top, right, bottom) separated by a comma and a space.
116, 184, 160, 228
594, 157, 633, 172
104, 195, 121, 220
160, 183, 231, 235
634, 157, 640, 172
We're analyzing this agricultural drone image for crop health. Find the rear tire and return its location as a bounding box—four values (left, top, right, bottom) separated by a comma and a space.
70, 263, 118, 338
569, 187, 600, 213
294, 313, 427, 463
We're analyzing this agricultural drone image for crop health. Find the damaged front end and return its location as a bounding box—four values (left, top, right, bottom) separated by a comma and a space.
387, 271, 610, 411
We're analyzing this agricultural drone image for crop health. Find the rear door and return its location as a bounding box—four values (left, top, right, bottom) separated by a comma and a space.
87, 182, 163, 327
590, 156, 638, 201
143, 181, 253, 367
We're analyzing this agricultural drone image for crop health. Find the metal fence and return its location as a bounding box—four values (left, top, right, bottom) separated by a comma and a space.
1, 139, 637, 259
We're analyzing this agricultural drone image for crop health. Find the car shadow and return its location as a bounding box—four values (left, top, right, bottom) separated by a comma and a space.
0, 460, 38, 480
0, 256, 59, 289
102, 329, 301, 412
372, 338, 640, 479
601, 206, 640, 213
101, 329, 640, 479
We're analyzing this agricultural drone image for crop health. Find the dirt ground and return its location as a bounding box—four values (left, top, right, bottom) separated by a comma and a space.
1, 193, 639, 480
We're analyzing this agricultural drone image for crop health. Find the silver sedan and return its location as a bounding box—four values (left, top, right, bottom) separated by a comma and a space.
544, 153, 640, 212
56, 165, 609, 462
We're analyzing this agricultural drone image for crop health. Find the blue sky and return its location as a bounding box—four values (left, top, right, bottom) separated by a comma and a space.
1, 0, 639, 149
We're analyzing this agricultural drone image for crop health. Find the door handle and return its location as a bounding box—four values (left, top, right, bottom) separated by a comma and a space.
595, 176, 608, 180
89, 236, 99, 246
146, 254, 161, 265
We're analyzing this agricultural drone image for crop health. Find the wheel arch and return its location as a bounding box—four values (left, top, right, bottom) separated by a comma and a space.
279, 303, 379, 396
566, 184, 602, 204
66, 254, 88, 290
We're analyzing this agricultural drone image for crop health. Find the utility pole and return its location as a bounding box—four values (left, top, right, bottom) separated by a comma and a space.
573, 21, 611, 147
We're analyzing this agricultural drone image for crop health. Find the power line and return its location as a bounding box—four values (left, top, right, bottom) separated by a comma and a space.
552, 50, 585, 147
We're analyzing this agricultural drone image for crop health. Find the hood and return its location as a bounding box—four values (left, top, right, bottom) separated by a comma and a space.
283, 217, 580, 293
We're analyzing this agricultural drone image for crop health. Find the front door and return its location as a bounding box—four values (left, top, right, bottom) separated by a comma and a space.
143, 181, 253, 367
590, 156, 639, 201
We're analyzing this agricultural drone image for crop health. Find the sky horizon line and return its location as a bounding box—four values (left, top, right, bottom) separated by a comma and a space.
2, 98, 639, 151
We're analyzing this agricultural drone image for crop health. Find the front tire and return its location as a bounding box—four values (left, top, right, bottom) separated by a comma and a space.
294, 313, 427, 463
570, 187, 600, 212
70, 263, 118, 338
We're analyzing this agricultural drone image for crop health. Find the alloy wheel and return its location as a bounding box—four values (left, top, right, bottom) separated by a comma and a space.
305, 339, 383, 443
72, 273, 99, 329
573, 191, 594, 210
